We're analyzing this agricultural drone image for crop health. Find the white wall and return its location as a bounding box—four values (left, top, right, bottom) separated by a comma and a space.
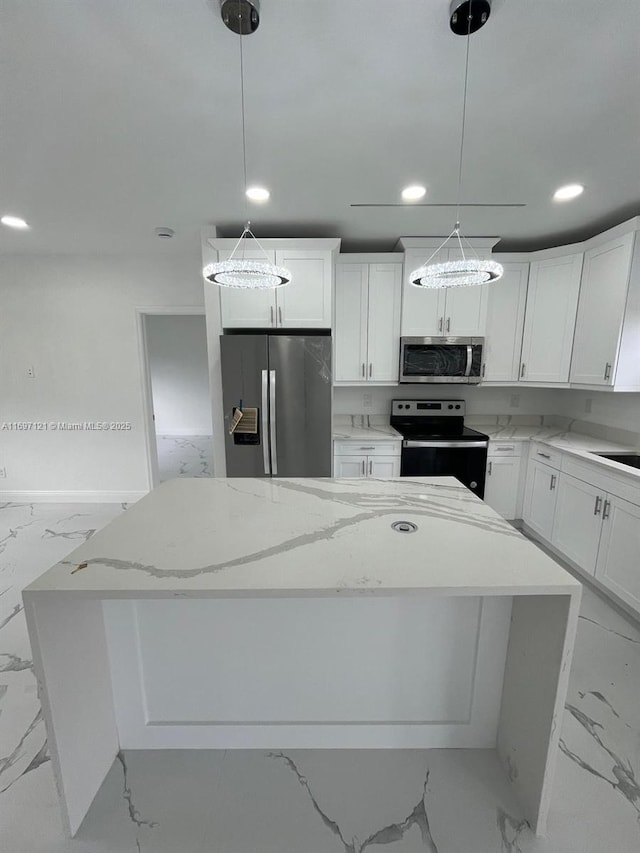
145, 314, 211, 435
333, 386, 564, 417
0, 248, 206, 498
554, 389, 640, 433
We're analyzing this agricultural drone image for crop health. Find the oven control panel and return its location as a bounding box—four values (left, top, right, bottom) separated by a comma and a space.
391, 400, 465, 417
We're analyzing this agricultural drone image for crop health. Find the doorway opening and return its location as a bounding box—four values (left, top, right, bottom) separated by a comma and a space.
142, 312, 213, 483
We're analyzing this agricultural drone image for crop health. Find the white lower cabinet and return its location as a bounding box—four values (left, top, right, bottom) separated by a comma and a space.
551, 473, 603, 575
333, 443, 401, 478
595, 495, 640, 611
484, 456, 522, 520
522, 458, 559, 539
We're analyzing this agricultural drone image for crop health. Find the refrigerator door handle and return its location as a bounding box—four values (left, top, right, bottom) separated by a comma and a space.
261, 370, 270, 475
269, 369, 278, 475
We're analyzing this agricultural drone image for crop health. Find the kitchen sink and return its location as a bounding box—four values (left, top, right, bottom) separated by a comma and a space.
594, 452, 640, 470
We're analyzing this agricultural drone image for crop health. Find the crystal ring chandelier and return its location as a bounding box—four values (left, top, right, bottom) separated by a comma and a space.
203, 222, 291, 288
202, 4, 291, 290
411, 2, 503, 289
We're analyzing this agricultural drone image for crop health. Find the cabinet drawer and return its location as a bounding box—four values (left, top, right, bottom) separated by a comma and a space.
488, 441, 522, 457
334, 440, 401, 457
529, 443, 562, 469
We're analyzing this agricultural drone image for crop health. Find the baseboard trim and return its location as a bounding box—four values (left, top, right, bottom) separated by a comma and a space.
0, 490, 148, 504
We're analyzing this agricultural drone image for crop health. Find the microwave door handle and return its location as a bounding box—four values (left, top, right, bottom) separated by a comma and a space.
464, 345, 473, 377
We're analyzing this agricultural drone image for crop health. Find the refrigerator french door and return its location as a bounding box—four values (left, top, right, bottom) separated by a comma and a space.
220, 334, 332, 477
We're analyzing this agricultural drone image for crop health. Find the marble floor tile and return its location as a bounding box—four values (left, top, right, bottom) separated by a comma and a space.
156, 434, 213, 482
1, 500, 639, 852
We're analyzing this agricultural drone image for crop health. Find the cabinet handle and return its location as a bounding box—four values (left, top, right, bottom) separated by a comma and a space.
594, 495, 603, 516
369, 459, 373, 475
602, 499, 611, 520
488, 461, 493, 475
604, 362, 612, 381
520, 363, 526, 378
481, 363, 486, 378
270, 306, 274, 326
446, 317, 451, 333
495, 446, 514, 452
279, 306, 283, 326
362, 459, 365, 476
550, 474, 557, 491
537, 451, 551, 459
439, 316, 443, 333
369, 363, 373, 378
362, 363, 366, 378
359, 446, 375, 450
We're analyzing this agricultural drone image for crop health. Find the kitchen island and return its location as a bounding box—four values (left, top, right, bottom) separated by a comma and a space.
23, 477, 580, 837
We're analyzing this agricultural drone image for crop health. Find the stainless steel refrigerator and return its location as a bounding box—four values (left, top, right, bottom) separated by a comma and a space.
220, 334, 332, 477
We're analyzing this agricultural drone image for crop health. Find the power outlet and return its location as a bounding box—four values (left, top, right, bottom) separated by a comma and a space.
584, 398, 593, 414
27, 365, 36, 378
362, 392, 373, 409
0, 467, 7, 478
510, 394, 520, 408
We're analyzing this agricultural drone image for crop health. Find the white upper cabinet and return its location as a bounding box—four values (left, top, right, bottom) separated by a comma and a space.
218, 248, 277, 328
400, 248, 488, 337
275, 249, 332, 328
519, 253, 583, 384
215, 240, 339, 329
333, 264, 368, 382
366, 264, 403, 381
570, 232, 636, 387
400, 249, 446, 336
482, 262, 529, 382
334, 260, 402, 384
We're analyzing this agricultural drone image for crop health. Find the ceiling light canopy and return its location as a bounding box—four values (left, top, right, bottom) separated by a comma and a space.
1, 215, 29, 230
553, 183, 584, 202
402, 185, 427, 201
411, 3, 502, 289
246, 186, 270, 202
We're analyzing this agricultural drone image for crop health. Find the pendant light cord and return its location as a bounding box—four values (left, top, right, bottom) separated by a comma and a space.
454, 3, 473, 239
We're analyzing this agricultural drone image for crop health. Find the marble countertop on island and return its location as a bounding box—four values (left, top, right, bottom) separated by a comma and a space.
24, 477, 580, 599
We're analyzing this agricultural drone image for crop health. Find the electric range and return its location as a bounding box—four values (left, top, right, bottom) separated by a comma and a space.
390, 399, 489, 498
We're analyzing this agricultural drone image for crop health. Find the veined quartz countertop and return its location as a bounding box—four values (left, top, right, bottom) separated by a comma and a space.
24, 477, 579, 599
333, 415, 402, 441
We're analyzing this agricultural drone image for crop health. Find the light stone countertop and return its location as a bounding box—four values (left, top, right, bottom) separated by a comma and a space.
24, 477, 579, 599
333, 415, 402, 441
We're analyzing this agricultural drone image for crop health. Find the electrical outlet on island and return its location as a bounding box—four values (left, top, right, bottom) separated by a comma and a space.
0, 467, 7, 479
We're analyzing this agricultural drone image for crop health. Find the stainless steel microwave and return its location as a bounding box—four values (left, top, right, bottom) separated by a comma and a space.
399, 337, 484, 384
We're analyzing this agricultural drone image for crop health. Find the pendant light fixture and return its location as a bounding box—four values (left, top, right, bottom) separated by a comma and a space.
203, 3, 291, 290
410, 1, 503, 289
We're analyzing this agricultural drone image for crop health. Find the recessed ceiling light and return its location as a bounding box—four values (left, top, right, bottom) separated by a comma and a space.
246, 186, 270, 202
402, 185, 427, 201
553, 184, 584, 202
1, 215, 29, 229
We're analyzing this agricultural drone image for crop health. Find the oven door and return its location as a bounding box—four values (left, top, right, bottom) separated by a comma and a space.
400, 440, 488, 498
399, 337, 483, 383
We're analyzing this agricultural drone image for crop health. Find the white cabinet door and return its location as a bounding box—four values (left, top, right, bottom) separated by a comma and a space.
401, 250, 447, 336
218, 249, 277, 328
369, 456, 401, 478
522, 459, 559, 540
482, 263, 529, 382
520, 253, 582, 383
551, 474, 603, 575
334, 264, 369, 382
595, 494, 640, 612
570, 233, 635, 386
275, 250, 332, 328
334, 455, 367, 478
484, 456, 521, 520
366, 264, 402, 382
443, 249, 488, 335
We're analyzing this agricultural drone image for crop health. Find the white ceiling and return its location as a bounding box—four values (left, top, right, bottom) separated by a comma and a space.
0, 0, 639, 255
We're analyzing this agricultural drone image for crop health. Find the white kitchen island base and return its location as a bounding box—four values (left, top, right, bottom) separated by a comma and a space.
23, 477, 580, 838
